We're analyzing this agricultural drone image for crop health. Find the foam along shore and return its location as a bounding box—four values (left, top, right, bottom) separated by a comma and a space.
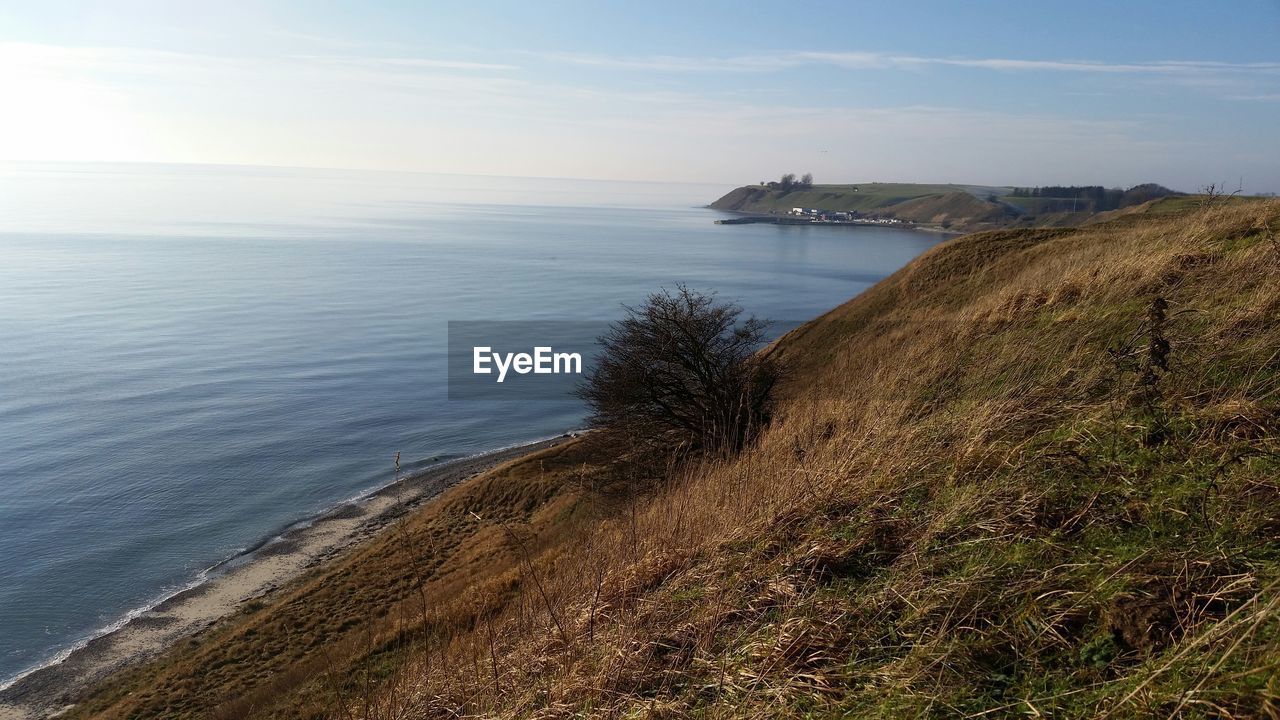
0, 435, 571, 720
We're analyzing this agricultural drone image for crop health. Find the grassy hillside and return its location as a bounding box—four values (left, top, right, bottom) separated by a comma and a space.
710, 183, 986, 213
68, 199, 1279, 718
711, 181, 1018, 229
60, 440, 608, 719
881, 191, 1015, 227
710, 183, 1022, 231
709, 183, 1196, 232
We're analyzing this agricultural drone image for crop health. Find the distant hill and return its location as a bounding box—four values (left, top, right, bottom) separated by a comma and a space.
710, 181, 1182, 232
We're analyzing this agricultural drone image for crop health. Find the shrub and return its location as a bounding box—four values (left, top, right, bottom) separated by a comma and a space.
577, 286, 781, 461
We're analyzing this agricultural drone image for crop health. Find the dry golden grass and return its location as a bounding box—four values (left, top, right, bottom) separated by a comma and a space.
69, 199, 1280, 719
357, 199, 1279, 719
62, 440, 611, 719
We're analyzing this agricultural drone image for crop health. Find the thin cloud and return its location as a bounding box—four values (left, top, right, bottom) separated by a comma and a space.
293, 55, 519, 72
897, 56, 1280, 74
537, 52, 818, 72
547, 49, 1280, 76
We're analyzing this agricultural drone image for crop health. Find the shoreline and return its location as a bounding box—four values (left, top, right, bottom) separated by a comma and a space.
706, 208, 959, 234
0, 434, 571, 720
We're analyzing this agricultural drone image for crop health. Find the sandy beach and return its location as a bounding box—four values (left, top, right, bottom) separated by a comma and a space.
0, 436, 568, 720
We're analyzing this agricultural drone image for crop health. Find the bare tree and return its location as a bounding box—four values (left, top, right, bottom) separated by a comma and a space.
577, 286, 782, 461
800, 172, 814, 188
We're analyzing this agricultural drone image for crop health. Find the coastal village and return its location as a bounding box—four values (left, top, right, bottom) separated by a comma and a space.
714, 206, 910, 226
787, 206, 907, 224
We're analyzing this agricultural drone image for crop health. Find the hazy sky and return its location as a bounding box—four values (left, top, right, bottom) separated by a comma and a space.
2, 1, 1278, 191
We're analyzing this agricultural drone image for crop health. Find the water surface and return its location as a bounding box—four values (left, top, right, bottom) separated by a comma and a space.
0, 163, 943, 684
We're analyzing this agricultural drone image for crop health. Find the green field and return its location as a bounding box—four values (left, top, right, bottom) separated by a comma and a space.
710, 182, 1021, 230
710, 182, 993, 214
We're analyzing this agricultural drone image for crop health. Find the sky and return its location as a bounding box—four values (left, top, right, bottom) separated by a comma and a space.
1, 1, 1278, 191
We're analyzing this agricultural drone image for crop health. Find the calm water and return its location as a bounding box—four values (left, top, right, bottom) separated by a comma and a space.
0, 163, 941, 685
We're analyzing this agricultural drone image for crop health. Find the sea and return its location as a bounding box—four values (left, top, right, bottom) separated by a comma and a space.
0, 163, 943, 687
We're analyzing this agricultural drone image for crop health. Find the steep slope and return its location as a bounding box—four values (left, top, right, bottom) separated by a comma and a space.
62, 200, 1280, 719
357, 199, 1277, 718
58, 440, 607, 719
